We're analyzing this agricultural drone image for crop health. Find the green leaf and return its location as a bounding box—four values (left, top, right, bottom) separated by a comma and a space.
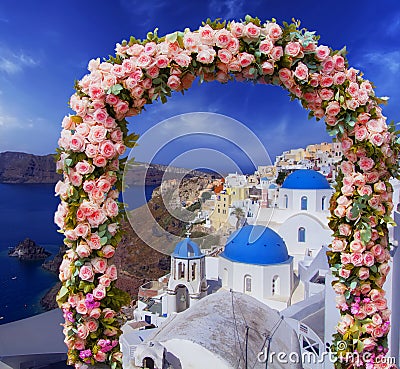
107, 84, 124, 95
350, 281, 357, 290
57, 286, 69, 300
100, 236, 108, 245
166, 32, 177, 43
65, 158, 73, 167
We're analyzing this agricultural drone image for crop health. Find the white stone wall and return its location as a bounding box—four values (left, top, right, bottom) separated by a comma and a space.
279, 188, 333, 212
219, 256, 293, 310
278, 214, 332, 268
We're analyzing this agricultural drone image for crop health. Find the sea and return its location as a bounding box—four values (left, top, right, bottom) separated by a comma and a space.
0, 183, 157, 325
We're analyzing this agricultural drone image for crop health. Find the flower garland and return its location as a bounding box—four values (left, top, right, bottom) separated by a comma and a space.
55, 16, 399, 369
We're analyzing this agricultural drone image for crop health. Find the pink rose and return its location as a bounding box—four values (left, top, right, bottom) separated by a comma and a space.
136, 53, 152, 68
337, 195, 352, 207
102, 245, 115, 258
340, 253, 351, 265
237, 52, 255, 68
341, 185, 354, 197
65, 229, 78, 241
278, 68, 292, 82
357, 185, 372, 196
88, 125, 107, 144
244, 22, 260, 38
358, 267, 370, 280
75, 122, 90, 137
74, 338, 86, 351
226, 37, 239, 54
167, 75, 181, 90
322, 57, 335, 74
378, 263, 390, 276
215, 28, 231, 48
91, 257, 107, 274
94, 351, 106, 362
75, 223, 90, 238
350, 252, 363, 266
332, 238, 347, 252
261, 61, 274, 75
259, 40, 273, 54
285, 42, 302, 57
85, 318, 99, 332
104, 198, 119, 218
270, 46, 283, 61
76, 243, 91, 258
339, 268, 351, 279
93, 285, 106, 300
339, 224, 352, 236
99, 275, 111, 287
69, 172, 82, 187
76, 300, 88, 315
108, 223, 118, 235
294, 62, 308, 81
87, 233, 102, 250
325, 101, 340, 116
76, 160, 94, 175
370, 133, 384, 146
77, 324, 89, 340
93, 108, 108, 124
374, 298, 387, 311
315, 45, 330, 61
363, 251, 375, 267
79, 265, 94, 281
199, 24, 215, 45
106, 265, 118, 280
99, 141, 116, 159
70, 134, 85, 152
334, 205, 347, 218
87, 208, 107, 227
218, 48, 232, 64
229, 21, 244, 38
363, 302, 378, 316
93, 155, 107, 168
333, 72, 346, 85
90, 308, 101, 319
360, 283, 371, 295
266, 23, 282, 40
350, 240, 365, 253
319, 88, 334, 101
103, 308, 116, 319
320, 75, 334, 88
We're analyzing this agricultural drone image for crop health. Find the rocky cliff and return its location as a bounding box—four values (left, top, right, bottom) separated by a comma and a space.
0, 151, 61, 183
8, 238, 51, 260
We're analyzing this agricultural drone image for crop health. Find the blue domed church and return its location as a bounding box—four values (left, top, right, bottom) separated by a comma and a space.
257, 169, 334, 268
219, 225, 295, 310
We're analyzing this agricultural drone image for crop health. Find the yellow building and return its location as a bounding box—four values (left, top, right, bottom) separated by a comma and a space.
210, 192, 231, 229
226, 186, 249, 202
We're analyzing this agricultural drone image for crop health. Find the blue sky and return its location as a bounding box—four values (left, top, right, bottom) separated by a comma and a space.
0, 0, 399, 172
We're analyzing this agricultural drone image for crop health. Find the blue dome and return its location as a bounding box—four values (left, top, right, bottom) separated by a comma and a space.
221, 225, 289, 265
282, 169, 331, 190
172, 238, 204, 259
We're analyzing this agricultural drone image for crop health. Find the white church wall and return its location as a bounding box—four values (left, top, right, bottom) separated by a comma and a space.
278, 214, 332, 268
205, 256, 219, 280
324, 272, 339, 369
162, 339, 231, 369
279, 188, 333, 213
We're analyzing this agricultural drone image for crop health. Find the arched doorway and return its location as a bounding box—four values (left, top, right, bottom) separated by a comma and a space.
175, 284, 190, 313
143, 357, 155, 369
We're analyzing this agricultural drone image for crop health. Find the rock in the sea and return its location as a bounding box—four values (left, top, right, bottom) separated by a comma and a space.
8, 238, 51, 260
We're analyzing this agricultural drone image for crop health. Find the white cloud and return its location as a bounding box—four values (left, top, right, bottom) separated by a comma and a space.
208, 0, 246, 20
361, 51, 400, 73
0, 46, 39, 75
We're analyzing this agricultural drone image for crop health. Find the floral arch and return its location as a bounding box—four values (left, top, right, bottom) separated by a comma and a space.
55, 16, 399, 369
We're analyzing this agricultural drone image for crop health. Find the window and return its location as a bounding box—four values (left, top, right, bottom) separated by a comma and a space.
244, 275, 252, 293
301, 196, 308, 210
218, 208, 220, 213
272, 275, 280, 295
322, 196, 326, 211
191, 263, 196, 280
298, 227, 306, 242
284, 194, 288, 208
178, 262, 185, 279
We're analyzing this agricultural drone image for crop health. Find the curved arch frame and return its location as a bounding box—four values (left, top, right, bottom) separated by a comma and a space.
55, 16, 399, 369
